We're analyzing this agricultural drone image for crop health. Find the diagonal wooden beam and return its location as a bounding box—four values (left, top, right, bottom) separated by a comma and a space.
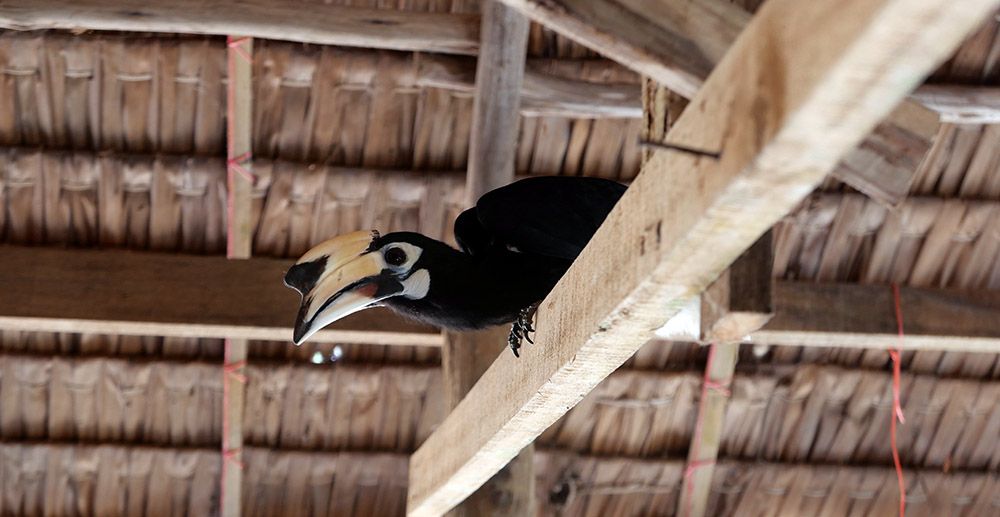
0, 246, 442, 346
495, 0, 940, 207
0, 0, 479, 55
405, 0, 999, 514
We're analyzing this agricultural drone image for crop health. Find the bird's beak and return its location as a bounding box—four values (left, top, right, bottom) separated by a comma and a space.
284, 230, 402, 345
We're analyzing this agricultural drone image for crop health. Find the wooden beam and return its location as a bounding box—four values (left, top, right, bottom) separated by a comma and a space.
442, 330, 535, 517
495, 0, 939, 207
416, 55, 642, 118
697, 233, 774, 345
910, 84, 1000, 124
0, 246, 442, 346
0, 0, 479, 55
829, 99, 939, 208
439, 7, 535, 515
464, 1, 530, 203
752, 282, 1000, 352
678, 235, 773, 517
661, 280, 1000, 353
406, 0, 997, 514
496, 0, 746, 99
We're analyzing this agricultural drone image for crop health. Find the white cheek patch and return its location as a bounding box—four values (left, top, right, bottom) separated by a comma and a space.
402, 268, 430, 299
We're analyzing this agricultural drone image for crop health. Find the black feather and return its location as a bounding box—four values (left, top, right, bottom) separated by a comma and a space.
459, 176, 626, 260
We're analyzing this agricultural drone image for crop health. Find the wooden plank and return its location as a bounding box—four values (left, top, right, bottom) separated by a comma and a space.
442, 8, 534, 514
416, 55, 641, 118
495, 0, 939, 206
406, 0, 998, 514
698, 233, 774, 344
910, 84, 1000, 124
495, 0, 747, 98
679, 235, 773, 517
752, 282, 1000, 352
0, 246, 442, 346
660, 280, 1000, 353
829, 100, 940, 208
442, 330, 534, 517
0, 0, 479, 55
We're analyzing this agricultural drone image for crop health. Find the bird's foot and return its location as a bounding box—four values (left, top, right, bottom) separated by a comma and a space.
508, 305, 538, 358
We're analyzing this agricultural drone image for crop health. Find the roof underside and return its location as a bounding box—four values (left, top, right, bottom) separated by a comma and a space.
1, 1, 999, 515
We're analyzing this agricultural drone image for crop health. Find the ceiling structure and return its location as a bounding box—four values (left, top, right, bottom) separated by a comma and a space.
1, 0, 1000, 516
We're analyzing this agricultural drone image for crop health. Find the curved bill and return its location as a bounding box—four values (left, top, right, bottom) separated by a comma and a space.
284, 230, 401, 345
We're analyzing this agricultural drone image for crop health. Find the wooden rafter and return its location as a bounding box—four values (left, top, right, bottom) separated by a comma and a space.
0, 0, 479, 55
494, 0, 940, 207
0, 246, 442, 346
405, 0, 999, 514
911, 84, 1000, 124
417, 56, 641, 118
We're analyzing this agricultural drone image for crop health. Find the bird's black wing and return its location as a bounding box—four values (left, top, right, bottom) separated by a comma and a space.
456, 176, 626, 261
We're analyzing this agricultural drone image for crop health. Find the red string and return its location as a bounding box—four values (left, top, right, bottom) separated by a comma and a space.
890, 283, 907, 517
226, 36, 253, 64
227, 152, 255, 184
683, 344, 731, 516
223, 447, 245, 469
222, 35, 252, 511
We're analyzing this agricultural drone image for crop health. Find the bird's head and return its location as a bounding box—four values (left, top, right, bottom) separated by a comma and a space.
284, 230, 431, 345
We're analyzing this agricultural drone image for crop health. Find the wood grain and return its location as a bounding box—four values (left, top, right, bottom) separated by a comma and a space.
495, 0, 748, 98
0, 246, 442, 346
753, 282, 1000, 352
0, 0, 479, 55
496, 0, 939, 206
440, 9, 534, 513
911, 84, 1000, 123
416, 55, 641, 118
406, 0, 998, 513
464, 1, 529, 204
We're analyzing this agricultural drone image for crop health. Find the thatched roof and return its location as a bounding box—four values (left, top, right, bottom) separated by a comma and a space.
1, 1, 999, 515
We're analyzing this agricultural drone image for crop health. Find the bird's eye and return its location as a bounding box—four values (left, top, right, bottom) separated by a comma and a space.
384, 246, 407, 266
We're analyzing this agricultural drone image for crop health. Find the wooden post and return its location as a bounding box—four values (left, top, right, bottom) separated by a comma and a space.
437, 3, 534, 516
678, 234, 774, 517
221, 34, 253, 517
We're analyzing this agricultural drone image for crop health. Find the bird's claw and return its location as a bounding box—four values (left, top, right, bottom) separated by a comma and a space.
508, 305, 538, 358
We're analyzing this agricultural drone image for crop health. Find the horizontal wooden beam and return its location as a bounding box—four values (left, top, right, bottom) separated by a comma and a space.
0, 0, 479, 55
496, 0, 940, 207
0, 246, 442, 346
910, 84, 1000, 124
753, 282, 1000, 352
406, 0, 997, 514
661, 281, 1000, 353
416, 55, 641, 118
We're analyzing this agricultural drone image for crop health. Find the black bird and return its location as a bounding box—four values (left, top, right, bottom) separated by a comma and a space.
284, 176, 626, 356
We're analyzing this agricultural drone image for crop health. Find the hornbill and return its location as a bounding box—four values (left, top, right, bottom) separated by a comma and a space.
284, 176, 626, 356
